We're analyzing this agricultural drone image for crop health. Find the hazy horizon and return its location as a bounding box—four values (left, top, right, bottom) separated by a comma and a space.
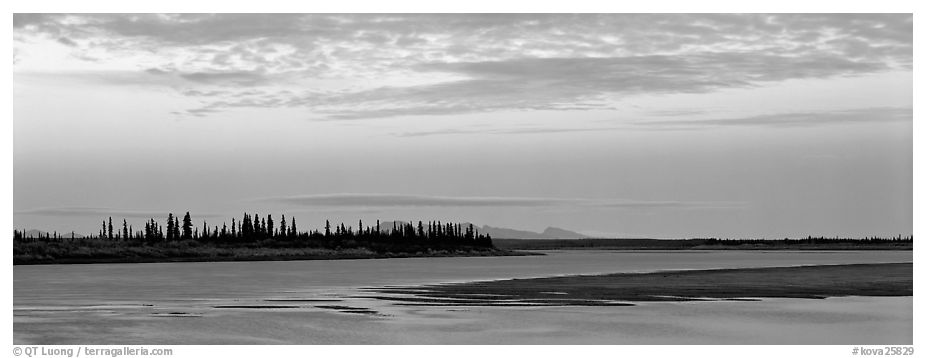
13, 14, 913, 238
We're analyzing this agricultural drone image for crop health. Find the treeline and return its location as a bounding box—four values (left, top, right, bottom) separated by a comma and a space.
699, 235, 912, 246
13, 212, 494, 248
494, 235, 912, 251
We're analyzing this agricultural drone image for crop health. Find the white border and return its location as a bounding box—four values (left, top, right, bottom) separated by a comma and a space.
5, 2, 921, 357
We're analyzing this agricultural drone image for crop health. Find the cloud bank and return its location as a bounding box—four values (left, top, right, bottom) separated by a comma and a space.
638, 107, 912, 128
15, 207, 224, 219
14, 14, 912, 120
259, 193, 742, 210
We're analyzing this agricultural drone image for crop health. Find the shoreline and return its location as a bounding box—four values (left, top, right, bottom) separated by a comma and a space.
13, 248, 538, 266
492, 238, 912, 251
14, 247, 911, 265
367, 262, 913, 306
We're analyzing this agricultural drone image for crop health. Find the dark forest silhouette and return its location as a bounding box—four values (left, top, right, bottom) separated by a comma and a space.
13, 212, 499, 264
15, 212, 493, 246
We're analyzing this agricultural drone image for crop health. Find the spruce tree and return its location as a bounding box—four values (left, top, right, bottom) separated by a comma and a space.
182, 212, 193, 240
167, 213, 175, 240
267, 214, 274, 238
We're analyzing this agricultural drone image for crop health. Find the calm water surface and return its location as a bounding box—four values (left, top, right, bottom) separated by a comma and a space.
14, 250, 912, 344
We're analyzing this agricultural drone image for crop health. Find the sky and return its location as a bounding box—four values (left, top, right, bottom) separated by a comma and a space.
12, 13, 913, 238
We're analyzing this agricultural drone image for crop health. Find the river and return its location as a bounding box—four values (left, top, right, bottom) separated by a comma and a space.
14, 250, 912, 344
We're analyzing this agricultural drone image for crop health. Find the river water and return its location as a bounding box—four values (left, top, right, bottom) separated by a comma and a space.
13, 250, 912, 344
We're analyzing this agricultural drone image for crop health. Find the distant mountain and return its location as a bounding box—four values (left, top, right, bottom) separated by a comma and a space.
480, 225, 588, 239
541, 227, 589, 239
365, 221, 588, 239
479, 225, 543, 239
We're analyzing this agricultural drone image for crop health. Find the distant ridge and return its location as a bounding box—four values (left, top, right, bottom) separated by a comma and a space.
541, 227, 589, 239
360, 221, 588, 239
481, 225, 588, 239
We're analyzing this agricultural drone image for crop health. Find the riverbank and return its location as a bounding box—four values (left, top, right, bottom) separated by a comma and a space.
368, 262, 913, 306
13, 244, 533, 265
492, 238, 912, 250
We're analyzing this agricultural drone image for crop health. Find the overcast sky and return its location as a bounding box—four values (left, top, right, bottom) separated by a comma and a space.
13, 14, 912, 238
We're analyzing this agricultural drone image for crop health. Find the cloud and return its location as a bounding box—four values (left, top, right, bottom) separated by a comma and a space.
56, 37, 77, 46
305, 53, 883, 119
177, 69, 270, 86
13, 14, 912, 60
638, 107, 912, 128
182, 108, 222, 117
397, 107, 910, 137
145, 67, 273, 86
187, 51, 888, 119
395, 126, 624, 137
257, 193, 742, 210
15, 67, 276, 90
15, 69, 182, 87
13, 14, 912, 119
598, 200, 745, 209
15, 207, 224, 219
263, 193, 569, 207
416, 53, 885, 84
645, 109, 710, 117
